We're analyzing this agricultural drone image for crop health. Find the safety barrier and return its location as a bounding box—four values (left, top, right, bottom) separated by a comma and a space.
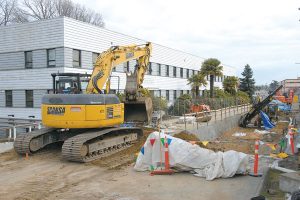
0, 117, 42, 140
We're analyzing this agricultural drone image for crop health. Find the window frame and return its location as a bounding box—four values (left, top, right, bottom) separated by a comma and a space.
72, 49, 81, 68
5, 90, 12, 107
166, 65, 169, 76
25, 51, 33, 69
148, 62, 152, 75
186, 69, 189, 78
47, 49, 56, 68
166, 90, 169, 101
25, 90, 34, 108
180, 68, 183, 78
158, 64, 161, 76
173, 66, 177, 77
173, 90, 176, 100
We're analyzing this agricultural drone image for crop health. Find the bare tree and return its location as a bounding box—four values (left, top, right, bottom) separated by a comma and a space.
21, 0, 56, 20
12, 7, 29, 22
55, 0, 73, 17
90, 12, 104, 27
0, 0, 18, 26
20, 0, 104, 27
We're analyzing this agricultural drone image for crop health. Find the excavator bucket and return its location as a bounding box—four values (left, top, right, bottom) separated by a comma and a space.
124, 97, 153, 124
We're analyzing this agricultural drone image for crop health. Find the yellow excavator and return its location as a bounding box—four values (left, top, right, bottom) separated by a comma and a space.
14, 43, 153, 162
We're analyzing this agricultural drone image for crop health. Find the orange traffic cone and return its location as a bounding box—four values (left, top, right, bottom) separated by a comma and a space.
150, 135, 174, 175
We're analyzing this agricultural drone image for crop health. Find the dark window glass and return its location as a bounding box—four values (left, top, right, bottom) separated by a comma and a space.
187, 90, 190, 94
166, 65, 169, 76
25, 90, 34, 108
180, 68, 183, 78
173, 67, 177, 77
47, 49, 56, 68
166, 90, 169, 101
159, 90, 161, 97
5, 90, 12, 107
73, 49, 81, 68
192, 70, 195, 76
173, 90, 176, 100
158, 64, 161, 76
148, 62, 152, 75
92, 52, 99, 66
186, 69, 189, 78
126, 61, 130, 72
181, 90, 184, 96
25, 51, 33, 69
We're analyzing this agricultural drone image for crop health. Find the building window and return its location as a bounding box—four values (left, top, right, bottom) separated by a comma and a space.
5, 90, 12, 107
181, 90, 184, 96
166, 90, 169, 101
158, 64, 161, 76
180, 68, 183, 78
148, 62, 152, 75
125, 61, 130, 72
186, 69, 189, 78
166, 65, 169, 76
92, 52, 99, 66
173, 66, 177, 77
25, 90, 34, 108
72, 49, 81, 68
47, 49, 56, 68
192, 70, 195, 76
187, 90, 190, 95
25, 51, 33, 69
159, 90, 161, 97
173, 90, 177, 100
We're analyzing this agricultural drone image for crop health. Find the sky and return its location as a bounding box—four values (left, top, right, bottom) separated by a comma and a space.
73, 0, 300, 85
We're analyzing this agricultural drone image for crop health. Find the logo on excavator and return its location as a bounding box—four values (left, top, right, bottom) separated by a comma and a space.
126, 52, 134, 59
47, 107, 65, 115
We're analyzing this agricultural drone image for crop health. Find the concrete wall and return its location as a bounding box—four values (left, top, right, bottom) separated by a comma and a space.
193, 114, 243, 140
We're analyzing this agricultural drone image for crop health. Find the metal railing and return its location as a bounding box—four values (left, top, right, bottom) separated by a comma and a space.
0, 117, 42, 140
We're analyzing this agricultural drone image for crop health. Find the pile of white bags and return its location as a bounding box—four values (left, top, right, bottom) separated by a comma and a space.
134, 131, 249, 180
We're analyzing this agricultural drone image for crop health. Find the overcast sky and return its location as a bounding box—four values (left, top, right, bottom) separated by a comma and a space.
74, 0, 300, 85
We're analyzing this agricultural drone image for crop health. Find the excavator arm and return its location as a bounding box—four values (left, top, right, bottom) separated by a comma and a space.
86, 43, 152, 97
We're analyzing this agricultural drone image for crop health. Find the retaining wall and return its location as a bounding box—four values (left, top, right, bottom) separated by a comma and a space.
192, 114, 242, 140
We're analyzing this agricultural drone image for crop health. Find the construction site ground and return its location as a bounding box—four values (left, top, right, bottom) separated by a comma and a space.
0, 147, 264, 200
0, 127, 271, 200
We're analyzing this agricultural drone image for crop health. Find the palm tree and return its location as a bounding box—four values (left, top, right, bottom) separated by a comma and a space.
187, 73, 207, 98
223, 76, 239, 95
200, 58, 223, 98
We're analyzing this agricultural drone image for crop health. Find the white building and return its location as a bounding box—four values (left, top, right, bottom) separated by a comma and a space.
0, 17, 236, 119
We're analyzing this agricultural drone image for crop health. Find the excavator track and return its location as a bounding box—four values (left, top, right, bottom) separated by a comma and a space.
14, 128, 85, 155
62, 127, 143, 162
14, 128, 56, 154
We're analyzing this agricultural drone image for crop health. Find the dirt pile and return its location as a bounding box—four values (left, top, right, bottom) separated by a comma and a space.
173, 131, 199, 141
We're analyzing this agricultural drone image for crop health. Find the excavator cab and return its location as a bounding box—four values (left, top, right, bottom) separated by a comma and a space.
52, 73, 91, 94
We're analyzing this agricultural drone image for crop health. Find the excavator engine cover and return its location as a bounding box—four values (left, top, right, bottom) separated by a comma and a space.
124, 97, 153, 124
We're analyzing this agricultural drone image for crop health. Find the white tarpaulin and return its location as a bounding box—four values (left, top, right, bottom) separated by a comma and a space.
134, 131, 249, 180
